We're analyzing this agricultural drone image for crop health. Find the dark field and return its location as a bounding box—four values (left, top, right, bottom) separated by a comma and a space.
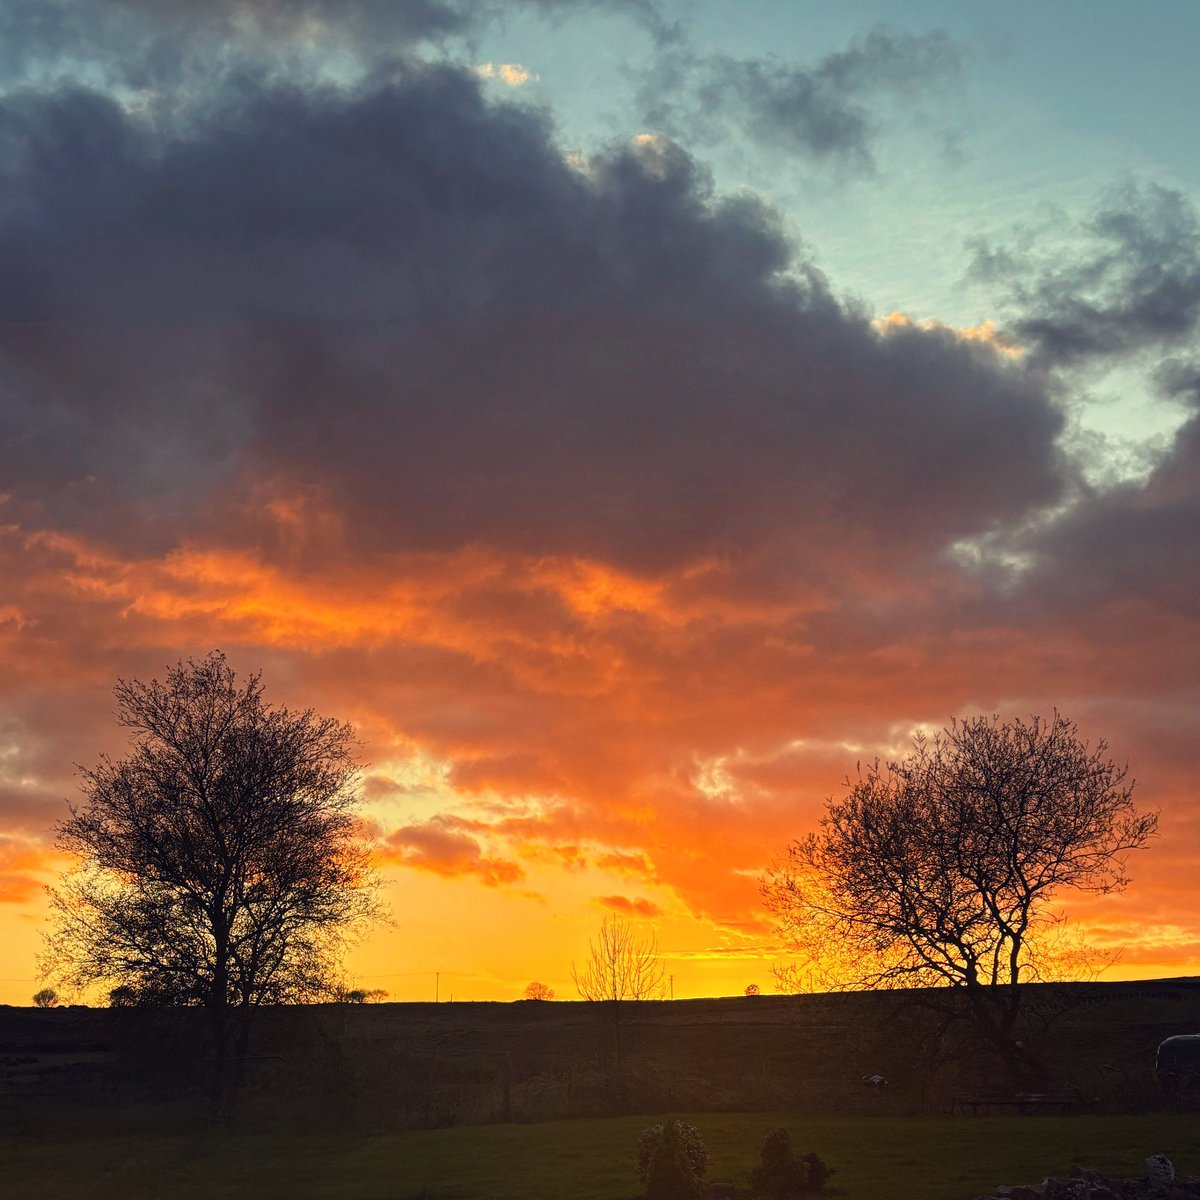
4, 1113, 1200, 1199
3, 980, 1200, 1133
2, 981, 1198, 1198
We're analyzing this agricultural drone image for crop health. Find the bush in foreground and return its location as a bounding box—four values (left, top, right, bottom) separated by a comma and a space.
637, 1121, 708, 1184
799, 1152, 833, 1193
644, 1120, 705, 1200
749, 1127, 833, 1197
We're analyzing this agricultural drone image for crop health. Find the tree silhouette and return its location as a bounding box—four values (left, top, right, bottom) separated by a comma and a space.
573, 914, 664, 1063
573, 914, 664, 1002
523, 981, 555, 1000
32, 987, 59, 1008
44, 652, 382, 1111
338, 987, 388, 1003
763, 713, 1157, 1081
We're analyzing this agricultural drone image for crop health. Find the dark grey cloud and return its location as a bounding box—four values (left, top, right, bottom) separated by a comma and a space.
970, 181, 1200, 369
101, 0, 669, 45
111, 0, 471, 39
0, 0, 452, 97
1014, 372, 1200, 618
945, 183, 1200, 700
639, 27, 962, 172
0, 64, 1066, 574
927, 364, 1199, 706
1157, 357, 1200, 414
0, 0, 667, 101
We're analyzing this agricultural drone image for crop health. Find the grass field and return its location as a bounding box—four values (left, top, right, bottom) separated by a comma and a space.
4, 1112, 1199, 1200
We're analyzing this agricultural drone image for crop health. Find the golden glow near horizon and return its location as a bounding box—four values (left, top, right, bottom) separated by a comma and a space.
2, 504, 1197, 1006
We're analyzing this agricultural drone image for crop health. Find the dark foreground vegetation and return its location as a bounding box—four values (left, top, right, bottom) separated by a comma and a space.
3, 980, 1198, 1138
3, 1112, 1199, 1200
3, 981, 1199, 1198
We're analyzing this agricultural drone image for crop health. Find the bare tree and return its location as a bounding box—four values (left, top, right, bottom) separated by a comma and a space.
573, 914, 665, 1002
763, 713, 1157, 1082
523, 981, 555, 1000
32, 987, 59, 1008
573, 914, 664, 1062
44, 652, 382, 1110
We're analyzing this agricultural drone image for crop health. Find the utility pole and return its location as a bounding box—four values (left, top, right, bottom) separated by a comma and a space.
435, 972, 440, 1003
669, 974, 674, 1000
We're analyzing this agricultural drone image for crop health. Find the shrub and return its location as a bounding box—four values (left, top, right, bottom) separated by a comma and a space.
643, 1120, 705, 1200
637, 1120, 708, 1183
800, 1152, 834, 1193
749, 1128, 807, 1199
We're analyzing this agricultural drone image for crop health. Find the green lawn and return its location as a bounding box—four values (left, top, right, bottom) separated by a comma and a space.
4, 1113, 1198, 1200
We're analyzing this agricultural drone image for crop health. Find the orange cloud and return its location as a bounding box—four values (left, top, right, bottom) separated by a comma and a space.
597, 894, 663, 919
594, 850, 653, 877
0, 838, 59, 904
377, 818, 525, 887
874, 310, 1022, 357
0, 489, 1197, 994
475, 63, 537, 87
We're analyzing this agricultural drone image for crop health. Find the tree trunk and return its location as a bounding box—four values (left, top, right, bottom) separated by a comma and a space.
208, 937, 233, 1123
208, 999, 232, 1122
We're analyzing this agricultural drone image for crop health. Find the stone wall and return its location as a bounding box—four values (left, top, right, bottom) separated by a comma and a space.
977, 1157, 1200, 1200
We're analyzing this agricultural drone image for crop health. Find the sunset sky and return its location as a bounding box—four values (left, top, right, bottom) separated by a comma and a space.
2, 0, 1198, 1005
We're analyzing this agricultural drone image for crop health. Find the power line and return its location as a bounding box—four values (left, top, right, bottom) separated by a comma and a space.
352, 970, 442, 979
